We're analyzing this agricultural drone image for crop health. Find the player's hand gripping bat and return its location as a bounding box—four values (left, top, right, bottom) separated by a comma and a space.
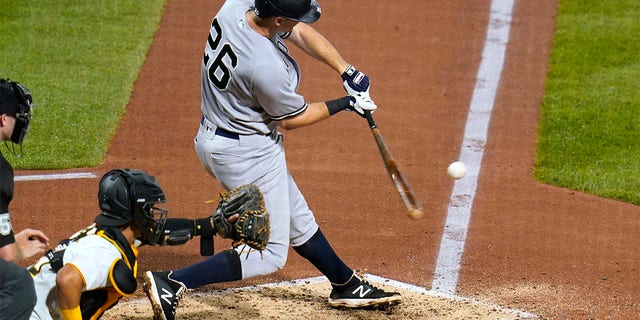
364, 110, 424, 219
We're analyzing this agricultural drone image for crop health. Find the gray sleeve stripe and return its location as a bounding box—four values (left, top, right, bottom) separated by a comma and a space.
270, 103, 308, 121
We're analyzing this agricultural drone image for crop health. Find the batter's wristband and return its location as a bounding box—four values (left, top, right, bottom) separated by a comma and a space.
326, 96, 352, 115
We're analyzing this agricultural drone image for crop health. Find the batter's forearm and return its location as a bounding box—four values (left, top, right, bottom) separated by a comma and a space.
288, 23, 349, 74
279, 101, 334, 130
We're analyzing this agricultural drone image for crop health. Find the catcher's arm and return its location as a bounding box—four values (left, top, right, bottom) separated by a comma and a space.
157, 218, 213, 243
158, 184, 269, 254
158, 215, 239, 256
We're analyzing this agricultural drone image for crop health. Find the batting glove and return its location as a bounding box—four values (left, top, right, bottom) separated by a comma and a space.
342, 65, 370, 95
347, 92, 377, 118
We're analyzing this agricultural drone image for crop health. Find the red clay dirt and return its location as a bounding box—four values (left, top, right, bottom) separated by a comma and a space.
12, 0, 639, 319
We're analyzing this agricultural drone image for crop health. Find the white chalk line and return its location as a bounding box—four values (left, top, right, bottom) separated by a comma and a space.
432, 0, 515, 295
14, 172, 97, 181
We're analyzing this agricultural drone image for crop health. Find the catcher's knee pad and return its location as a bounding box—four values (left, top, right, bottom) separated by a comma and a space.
79, 288, 121, 318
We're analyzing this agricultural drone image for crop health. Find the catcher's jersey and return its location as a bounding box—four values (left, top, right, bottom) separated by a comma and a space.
29, 224, 139, 320
201, 0, 307, 135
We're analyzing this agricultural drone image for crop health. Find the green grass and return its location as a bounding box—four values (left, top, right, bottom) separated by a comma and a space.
535, 0, 640, 204
0, 0, 166, 169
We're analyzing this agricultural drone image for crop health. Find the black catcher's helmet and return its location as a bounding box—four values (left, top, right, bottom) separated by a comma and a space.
0, 78, 34, 150
95, 169, 167, 245
254, 0, 321, 23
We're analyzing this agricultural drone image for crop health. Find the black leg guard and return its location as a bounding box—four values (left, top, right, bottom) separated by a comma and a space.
224, 249, 243, 281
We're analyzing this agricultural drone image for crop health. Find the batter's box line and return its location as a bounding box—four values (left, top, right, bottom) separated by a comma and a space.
14, 172, 97, 181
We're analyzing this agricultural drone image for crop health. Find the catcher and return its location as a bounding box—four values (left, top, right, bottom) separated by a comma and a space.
28, 169, 268, 320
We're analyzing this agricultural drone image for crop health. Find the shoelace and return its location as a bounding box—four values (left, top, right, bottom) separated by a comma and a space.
168, 275, 187, 310
354, 269, 374, 286
353, 269, 392, 293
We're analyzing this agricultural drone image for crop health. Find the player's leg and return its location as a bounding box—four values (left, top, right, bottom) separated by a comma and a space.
203, 133, 291, 277
143, 130, 291, 320
166, 172, 292, 287
0, 259, 37, 320
288, 179, 402, 308
191, 129, 291, 278
287, 175, 352, 284
143, 189, 291, 320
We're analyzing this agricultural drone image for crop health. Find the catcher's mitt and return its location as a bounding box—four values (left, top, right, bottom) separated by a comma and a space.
212, 184, 269, 251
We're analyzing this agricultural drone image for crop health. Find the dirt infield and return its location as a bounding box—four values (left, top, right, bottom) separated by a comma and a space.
103, 277, 538, 320
12, 0, 640, 319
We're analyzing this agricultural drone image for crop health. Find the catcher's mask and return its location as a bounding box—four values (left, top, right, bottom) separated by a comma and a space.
95, 169, 168, 245
253, 0, 321, 23
0, 78, 34, 156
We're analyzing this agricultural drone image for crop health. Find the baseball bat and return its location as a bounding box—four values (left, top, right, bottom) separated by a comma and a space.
363, 110, 424, 219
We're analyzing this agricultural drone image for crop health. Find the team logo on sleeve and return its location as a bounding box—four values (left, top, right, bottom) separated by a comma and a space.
0, 213, 12, 236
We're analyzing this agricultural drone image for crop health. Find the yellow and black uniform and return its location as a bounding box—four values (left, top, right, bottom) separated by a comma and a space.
29, 224, 138, 320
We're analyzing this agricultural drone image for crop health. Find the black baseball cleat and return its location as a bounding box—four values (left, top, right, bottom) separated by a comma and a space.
143, 271, 186, 320
328, 272, 402, 308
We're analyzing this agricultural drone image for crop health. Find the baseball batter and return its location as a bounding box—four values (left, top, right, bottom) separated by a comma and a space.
143, 1, 401, 319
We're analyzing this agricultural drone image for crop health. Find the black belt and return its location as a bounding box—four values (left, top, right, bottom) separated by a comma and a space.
215, 127, 239, 140
201, 116, 239, 140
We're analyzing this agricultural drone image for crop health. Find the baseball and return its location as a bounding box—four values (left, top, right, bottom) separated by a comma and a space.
408, 208, 424, 220
447, 161, 466, 179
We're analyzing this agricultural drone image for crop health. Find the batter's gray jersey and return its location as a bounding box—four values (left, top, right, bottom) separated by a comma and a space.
195, 0, 320, 279
201, 0, 307, 135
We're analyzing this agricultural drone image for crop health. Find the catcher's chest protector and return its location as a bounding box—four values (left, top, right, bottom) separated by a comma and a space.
81, 228, 138, 318
29, 226, 138, 319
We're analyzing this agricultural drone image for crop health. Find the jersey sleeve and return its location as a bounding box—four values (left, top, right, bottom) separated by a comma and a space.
63, 236, 121, 290
0, 156, 15, 248
252, 59, 307, 121
0, 213, 15, 248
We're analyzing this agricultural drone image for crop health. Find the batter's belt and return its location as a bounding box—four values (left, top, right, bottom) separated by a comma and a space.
200, 115, 280, 144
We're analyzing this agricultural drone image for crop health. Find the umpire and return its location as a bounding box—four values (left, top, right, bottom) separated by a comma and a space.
0, 79, 49, 320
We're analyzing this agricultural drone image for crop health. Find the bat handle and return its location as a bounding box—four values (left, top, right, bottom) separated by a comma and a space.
364, 110, 377, 129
